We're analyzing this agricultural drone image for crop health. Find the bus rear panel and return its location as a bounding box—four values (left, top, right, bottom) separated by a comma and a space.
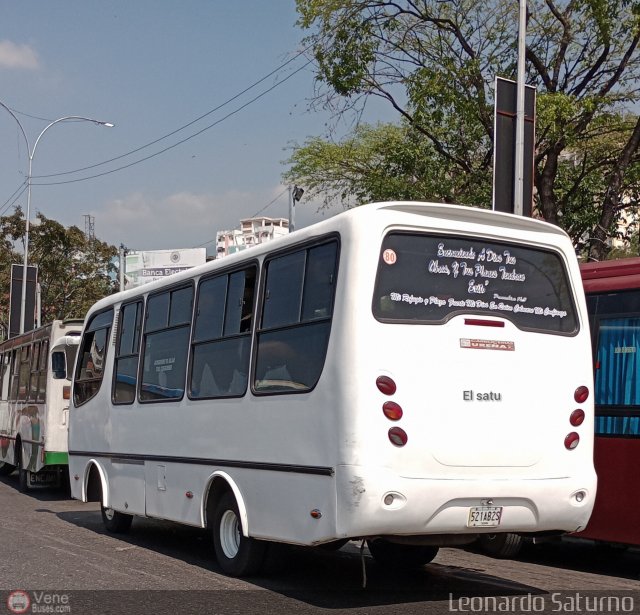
332, 224, 594, 541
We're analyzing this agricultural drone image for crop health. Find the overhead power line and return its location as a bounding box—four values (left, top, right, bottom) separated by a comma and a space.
192, 187, 289, 248
1, 40, 316, 217
31, 60, 312, 187
32, 48, 312, 180
0, 181, 28, 217
251, 187, 289, 217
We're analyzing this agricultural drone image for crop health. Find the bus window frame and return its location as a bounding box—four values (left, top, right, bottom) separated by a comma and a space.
371, 230, 580, 336
139, 282, 194, 404
187, 261, 258, 401
73, 309, 114, 408
588, 289, 640, 420
28, 340, 41, 401
112, 299, 144, 406
252, 235, 340, 396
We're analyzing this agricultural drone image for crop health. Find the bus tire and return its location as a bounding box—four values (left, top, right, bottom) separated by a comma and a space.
367, 539, 439, 569
101, 504, 133, 533
16, 446, 28, 493
0, 461, 15, 476
212, 491, 266, 577
477, 533, 523, 559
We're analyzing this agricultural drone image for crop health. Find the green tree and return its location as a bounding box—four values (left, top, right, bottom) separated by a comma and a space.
0, 208, 118, 337
286, 121, 493, 209
290, 0, 640, 260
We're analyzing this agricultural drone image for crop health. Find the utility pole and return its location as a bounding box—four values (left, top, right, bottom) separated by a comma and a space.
84, 214, 96, 241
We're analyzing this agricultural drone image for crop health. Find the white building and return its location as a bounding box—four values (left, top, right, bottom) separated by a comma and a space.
216, 217, 289, 259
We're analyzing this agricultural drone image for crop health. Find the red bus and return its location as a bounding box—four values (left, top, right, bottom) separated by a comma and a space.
478, 257, 640, 558
579, 257, 640, 546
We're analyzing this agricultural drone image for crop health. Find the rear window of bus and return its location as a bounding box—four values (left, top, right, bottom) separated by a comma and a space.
373, 232, 578, 335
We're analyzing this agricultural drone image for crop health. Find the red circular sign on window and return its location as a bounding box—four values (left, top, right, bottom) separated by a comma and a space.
382, 249, 397, 265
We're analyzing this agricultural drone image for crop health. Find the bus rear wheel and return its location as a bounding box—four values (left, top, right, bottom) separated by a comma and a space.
367, 539, 439, 569
101, 504, 133, 533
477, 533, 523, 559
212, 491, 266, 577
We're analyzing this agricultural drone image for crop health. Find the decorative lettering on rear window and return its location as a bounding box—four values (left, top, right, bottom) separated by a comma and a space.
373, 233, 577, 334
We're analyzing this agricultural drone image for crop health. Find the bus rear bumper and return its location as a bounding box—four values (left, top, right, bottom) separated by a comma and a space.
335, 465, 597, 540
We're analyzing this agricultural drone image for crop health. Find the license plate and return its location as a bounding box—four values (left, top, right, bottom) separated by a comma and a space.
467, 506, 503, 527
29, 471, 58, 486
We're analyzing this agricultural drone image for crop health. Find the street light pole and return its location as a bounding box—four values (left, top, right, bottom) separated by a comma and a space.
514, 0, 527, 216
288, 185, 304, 233
0, 101, 114, 333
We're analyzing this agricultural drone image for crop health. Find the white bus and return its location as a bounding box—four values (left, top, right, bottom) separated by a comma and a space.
68, 202, 596, 576
0, 320, 82, 490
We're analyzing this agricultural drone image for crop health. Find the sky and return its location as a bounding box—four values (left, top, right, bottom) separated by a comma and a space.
0, 1, 394, 256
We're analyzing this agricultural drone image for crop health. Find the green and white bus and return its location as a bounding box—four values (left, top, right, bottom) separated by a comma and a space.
0, 320, 82, 490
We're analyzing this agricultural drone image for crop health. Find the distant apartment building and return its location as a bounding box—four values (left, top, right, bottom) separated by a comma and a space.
215, 216, 289, 259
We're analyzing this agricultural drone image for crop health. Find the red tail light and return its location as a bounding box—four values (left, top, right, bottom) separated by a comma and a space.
565, 432, 580, 450
570, 409, 585, 426
574, 386, 589, 403
464, 318, 504, 328
388, 427, 408, 447
383, 401, 403, 421
376, 375, 396, 396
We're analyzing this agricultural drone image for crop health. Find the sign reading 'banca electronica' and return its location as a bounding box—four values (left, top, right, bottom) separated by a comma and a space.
124, 249, 207, 289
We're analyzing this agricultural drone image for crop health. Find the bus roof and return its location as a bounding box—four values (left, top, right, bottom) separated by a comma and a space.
0, 319, 84, 351
580, 257, 640, 293
86, 201, 573, 315
376, 202, 569, 238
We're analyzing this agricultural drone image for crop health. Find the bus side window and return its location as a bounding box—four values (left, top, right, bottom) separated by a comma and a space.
38, 339, 48, 402
140, 285, 193, 402
0, 352, 6, 400
28, 342, 40, 400
10, 350, 19, 401
113, 300, 143, 404
73, 309, 114, 407
594, 316, 640, 408
255, 241, 338, 394
190, 267, 255, 399
302, 243, 337, 320
18, 345, 30, 401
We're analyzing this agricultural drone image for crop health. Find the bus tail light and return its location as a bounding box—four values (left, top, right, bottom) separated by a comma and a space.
376, 376, 396, 395
464, 318, 505, 328
63, 385, 71, 400
570, 409, 585, 426
388, 427, 408, 447
565, 432, 580, 450
382, 401, 403, 421
574, 386, 589, 403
